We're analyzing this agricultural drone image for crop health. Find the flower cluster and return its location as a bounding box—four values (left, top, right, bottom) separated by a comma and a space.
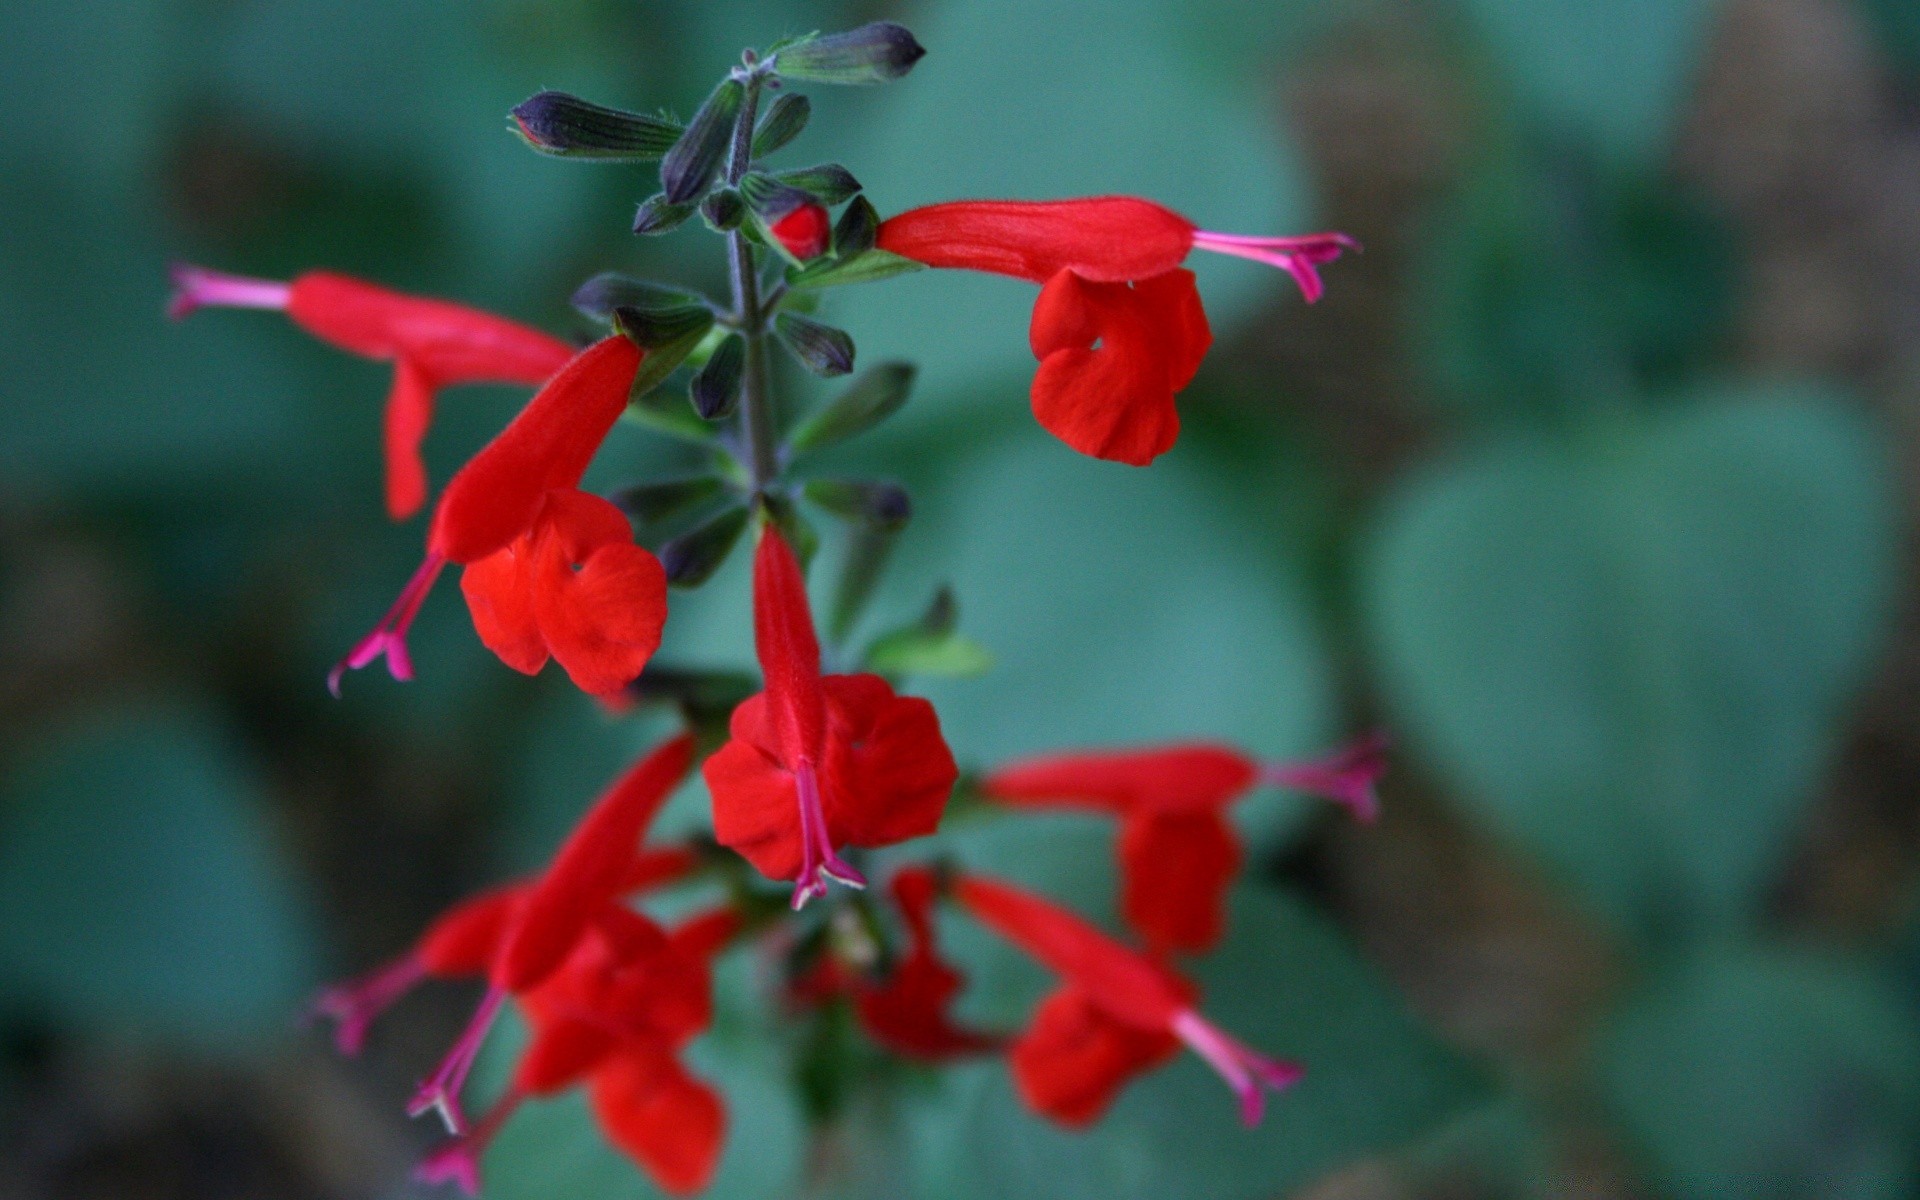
172, 21, 1374, 1195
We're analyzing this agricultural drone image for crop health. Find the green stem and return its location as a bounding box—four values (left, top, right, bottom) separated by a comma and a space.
726, 72, 780, 491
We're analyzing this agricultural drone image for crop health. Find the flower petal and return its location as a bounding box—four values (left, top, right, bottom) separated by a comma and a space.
984, 743, 1256, 815
589, 1050, 727, 1197
1118, 811, 1241, 956
460, 541, 547, 676
877, 198, 1195, 283
531, 491, 668, 696
1010, 986, 1178, 1127
384, 356, 438, 520
819, 673, 956, 849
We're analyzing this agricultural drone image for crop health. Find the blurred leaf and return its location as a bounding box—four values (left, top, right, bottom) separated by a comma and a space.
788, 363, 917, 454
865, 628, 994, 679
1599, 943, 1920, 1200
0, 704, 317, 1047
1362, 385, 1899, 934
1462, 0, 1718, 161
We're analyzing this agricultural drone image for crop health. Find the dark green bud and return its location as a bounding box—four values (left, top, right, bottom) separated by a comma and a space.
510, 91, 683, 160
773, 164, 861, 206
572, 272, 704, 322
832, 196, 879, 259
610, 475, 726, 526
660, 505, 750, 588
752, 93, 811, 158
690, 333, 745, 420
803, 479, 912, 530
787, 362, 914, 453
701, 187, 746, 231
610, 302, 714, 349
660, 77, 744, 204
774, 312, 855, 377
633, 194, 696, 235
774, 22, 927, 85
739, 172, 816, 221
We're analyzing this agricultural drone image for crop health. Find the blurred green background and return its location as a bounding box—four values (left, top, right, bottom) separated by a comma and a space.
5, 0, 1920, 1197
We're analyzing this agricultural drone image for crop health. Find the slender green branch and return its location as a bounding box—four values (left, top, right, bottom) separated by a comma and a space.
725, 69, 780, 491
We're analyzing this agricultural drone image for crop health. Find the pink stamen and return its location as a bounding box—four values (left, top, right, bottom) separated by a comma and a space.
166, 263, 293, 321
1170, 1009, 1304, 1128
310, 954, 427, 1056
414, 1090, 524, 1196
1262, 731, 1390, 824
329, 553, 447, 696
789, 762, 866, 911
407, 986, 506, 1136
1188, 231, 1360, 304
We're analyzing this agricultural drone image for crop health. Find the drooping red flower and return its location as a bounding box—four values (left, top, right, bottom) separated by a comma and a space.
983, 735, 1387, 955
852, 867, 999, 1059
168, 265, 574, 519
330, 335, 668, 696
877, 198, 1356, 464
953, 872, 1302, 1128
702, 527, 957, 908
770, 201, 833, 260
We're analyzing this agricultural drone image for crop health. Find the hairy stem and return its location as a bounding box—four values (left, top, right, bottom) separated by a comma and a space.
727, 72, 780, 490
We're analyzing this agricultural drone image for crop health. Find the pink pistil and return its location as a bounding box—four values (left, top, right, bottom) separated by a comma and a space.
1188, 231, 1360, 304
789, 762, 866, 911
329, 553, 447, 696
407, 986, 506, 1136
414, 1090, 524, 1195
166, 263, 293, 321
1170, 1009, 1304, 1128
310, 954, 427, 1056
1262, 731, 1390, 824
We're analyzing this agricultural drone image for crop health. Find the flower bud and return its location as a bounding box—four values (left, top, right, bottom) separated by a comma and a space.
772, 164, 861, 206
571, 272, 703, 322
610, 475, 725, 526
752, 94, 811, 158
832, 196, 879, 259
510, 91, 683, 160
803, 479, 912, 531
660, 505, 750, 588
633, 194, 696, 235
701, 188, 746, 232
770, 203, 832, 261
787, 362, 914, 453
774, 22, 927, 85
774, 312, 855, 377
690, 333, 745, 420
660, 78, 744, 204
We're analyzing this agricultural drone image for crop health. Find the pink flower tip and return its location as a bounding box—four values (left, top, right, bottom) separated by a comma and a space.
1264, 731, 1389, 824
1171, 1009, 1303, 1128
166, 262, 292, 321
309, 955, 426, 1056
414, 1142, 483, 1195
1188, 231, 1361, 304
788, 763, 868, 911
329, 554, 445, 697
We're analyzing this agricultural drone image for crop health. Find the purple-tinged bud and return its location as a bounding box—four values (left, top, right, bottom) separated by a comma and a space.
774, 22, 927, 86
701, 187, 746, 232
803, 479, 912, 531
632, 194, 697, 235
509, 91, 682, 160
751, 93, 811, 158
774, 312, 855, 377
689, 333, 746, 420
660, 505, 749, 588
660, 78, 744, 204
772, 163, 861, 206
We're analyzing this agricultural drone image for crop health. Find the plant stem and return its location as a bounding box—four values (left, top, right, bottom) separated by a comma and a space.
726, 72, 780, 491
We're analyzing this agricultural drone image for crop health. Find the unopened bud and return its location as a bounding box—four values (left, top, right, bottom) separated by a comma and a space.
774, 312, 855, 377
773, 164, 861, 206
832, 197, 879, 259
660, 505, 750, 588
633, 194, 696, 235
690, 334, 746, 420
660, 78, 744, 204
701, 188, 746, 232
752, 94, 812, 158
770, 203, 832, 260
510, 91, 682, 160
774, 22, 927, 86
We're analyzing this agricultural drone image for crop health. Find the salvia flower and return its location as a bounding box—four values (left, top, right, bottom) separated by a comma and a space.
167, 265, 574, 519
331, 335, 667, 696
769, 200, 833, 260
314, 736, 729, 1195
953, 872, 1302, 1128
702, 527, 957, 908
877, 198, 1357, 464
983, 734, 1387, 955
850, 867, 999, 1059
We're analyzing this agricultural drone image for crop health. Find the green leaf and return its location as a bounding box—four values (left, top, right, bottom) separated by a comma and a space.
0, 704, 317, 1048
1599, 943, 1920, 1200
615, 305, 716, 413
864, 627, 993, 679
786, 248, 925, 290
1362, 386, 1899, 934
788, 363, 917, 453
802, 479, 912, 530
833, 195, 880, 259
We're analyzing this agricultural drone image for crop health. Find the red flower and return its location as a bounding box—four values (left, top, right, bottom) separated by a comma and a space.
168, 265, 574, 519
851, 867, 999, 1059
954, 872, 1301, 1128
702, 527, 957, 908
770, 201, 832, 260
983, 735, 1387, 955
330, 335, 667, 696
877, 198, 1356, 464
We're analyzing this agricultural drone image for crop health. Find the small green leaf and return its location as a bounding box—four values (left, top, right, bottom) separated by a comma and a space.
660, 77, 744, 204
631, 193, 696, 235
609, 474, 726, 526
773, 22, 927, 85
774, 311, 855, 377
508, 91, 682, 160
659, 504, 749, 588
832, 196, 879, 259
803, 479, 911, 530
752, 93, 811, 158
773, 163, 862, 205
788, 362, 915, 454
786, 248, 924, 290
690, 333, 746, 420
864, 627, 993, 678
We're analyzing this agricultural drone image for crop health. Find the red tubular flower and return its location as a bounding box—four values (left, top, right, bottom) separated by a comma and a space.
703, 527, 957, 908
168, 265, 574, 519
983, 735, 1388, 955
853, 867, 999, 1060
877, 198, 1356, 465
954, 872, 1302, 1128
331, 335, 668, 696
770, 202, 832, 260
